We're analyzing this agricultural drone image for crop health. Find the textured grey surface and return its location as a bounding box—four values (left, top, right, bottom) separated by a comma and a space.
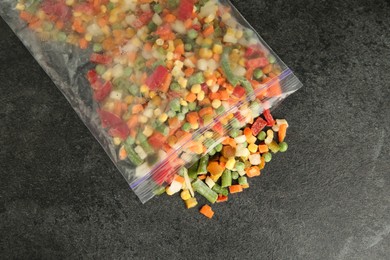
1, 0, 389, 259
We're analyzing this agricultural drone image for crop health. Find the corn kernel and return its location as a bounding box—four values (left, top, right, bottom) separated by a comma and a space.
212, 44, 223, 54
210, 173, 222, 182
204, 14, 215, 23
158, 113, 168, 123
166, 51, 174, 61
140, 84, 148, 93
65, 0, 74, 6
265, 129, 274, 145
166, 187, 175, 196
248, 143, 258, 153
178, 77, 188, 88
199, 48, 213, 59
197, 90, 205, 101
179, 99, 187, 107
211, 99, 221, 109
113, 137, 121, 146
15, 3, 25, 10
235, 29, 244, 39
239, 58, 246, 67
191, 84, 202, 94
272, 124, 280, 132
181, 190, 191, 201
85, 33, 93, 42
191, 122, 199, 129
221, 12, 231, 21
100, 5, 107, 13
152, 95, 162, 106
247, 135, 257, 144
204, 131, 213, 139
149, 91, 157, 99
143, 125, 153, 137
102, 69, 112, 81
226, 157, 236, 170
168, 40, 175, 52
124, 95, 133, 104
153, 108, 162, 117
138, 115, 148, 124
185, 197, 198, 208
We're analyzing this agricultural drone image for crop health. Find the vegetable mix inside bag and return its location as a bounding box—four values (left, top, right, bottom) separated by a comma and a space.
0, 0, 302, 203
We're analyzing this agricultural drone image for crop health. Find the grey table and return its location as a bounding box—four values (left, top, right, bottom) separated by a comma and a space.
1, 0, 389, 259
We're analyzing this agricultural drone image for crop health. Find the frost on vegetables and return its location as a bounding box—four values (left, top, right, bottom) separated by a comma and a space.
15, 0, 300, 216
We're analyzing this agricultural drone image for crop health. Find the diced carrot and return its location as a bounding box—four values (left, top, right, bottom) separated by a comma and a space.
55, 20, 64, 30
79, 38, 88, 49
229, 185, 243, 194
203, 25, 214, 37
246, 166, 260, 178
118, 146, 127, 160
199, 107, 213, 117
168, 117, 180, 129
98, 17, 107, 27
266, 79, 282, 97
200, 205, 214, 219
198, 175, 207, 180
278, 124, 288, 142
186, 92, 197, 102
184, 67, 194, 77
259, 157, 266, 170
258, 144, 269, 153
219, 90, 229, 100
173, 174, 185, 184
164, 13, 176, 23
212, 53, 220, 62
132, 104, 144, 114
19, 11, 33, 22
184, 18, 193, 29
175, 44, 185, 55
207, 161, 224, 176
127, 116, 138, 129
186, 112, 199, 124
189, 141, 204, 154
262, 64, 273, 74
244, 127, 252, 137
161, 73, 172, 93
113, 101, 122, 116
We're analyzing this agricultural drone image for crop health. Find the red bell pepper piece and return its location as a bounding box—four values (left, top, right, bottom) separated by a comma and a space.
108, 123, 130, 140
245, 44, 264, 58
148, 132, 167, 148
146, 65, 169, 90
216, 195, 228, 203
93, 81, 112, 101
212, 121, 224, 136
73, 3, 94, 15
192, 23, 201, 31
234, 111, 245, 123
132, 11, 153, 29
263, 109, 275, 126
98, 110, 122, 128
251, 117, 267, 136
90, 53, 112, 65
178, 0, 194, 21
246, 57, 268, 68
87, 69, 98, 85
152, 161, 174, 185
155, 24, 172, 38
41, 0, 71, 22
232, 86, 246, 98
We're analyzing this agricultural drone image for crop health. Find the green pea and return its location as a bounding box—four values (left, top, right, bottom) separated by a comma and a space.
170, 82, 181, 92
235, 162, 245, 171
268, 55, 276, 64
93, 43, 103, 52
177, 113, 185, 121
148, 22, 157, 32
208, 148, 216, 156
187, 29, 198, 39
123, 67, 133, 77
57, 32, 67, 42
181, 106, 189, 115
229, 129, 240, 138
264, 152, 272, 162
153, 3, 163, 13
215, 143, 223, 152
230, 118, 241, 129
257, 131, 266, 141
95, 65, 106, 75
188, 102, 196, 111
167, 110, 176, 118
279, 142, 288, 152
253, 68, 263, 79
184, 43, 193, 51
231, 171, 239, 180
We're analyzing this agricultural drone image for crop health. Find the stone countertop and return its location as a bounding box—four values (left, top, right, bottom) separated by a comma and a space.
1, 0, 389, 258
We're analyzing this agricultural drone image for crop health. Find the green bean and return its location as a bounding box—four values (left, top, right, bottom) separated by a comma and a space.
221, 169, 232, 188
192, 179, 218, 204
197, 154, 209, 175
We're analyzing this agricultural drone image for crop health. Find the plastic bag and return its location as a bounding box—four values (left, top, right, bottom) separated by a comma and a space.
0, 0, 302, 203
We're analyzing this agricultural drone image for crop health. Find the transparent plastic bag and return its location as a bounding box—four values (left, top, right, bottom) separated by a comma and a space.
0, 0, 302, 203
